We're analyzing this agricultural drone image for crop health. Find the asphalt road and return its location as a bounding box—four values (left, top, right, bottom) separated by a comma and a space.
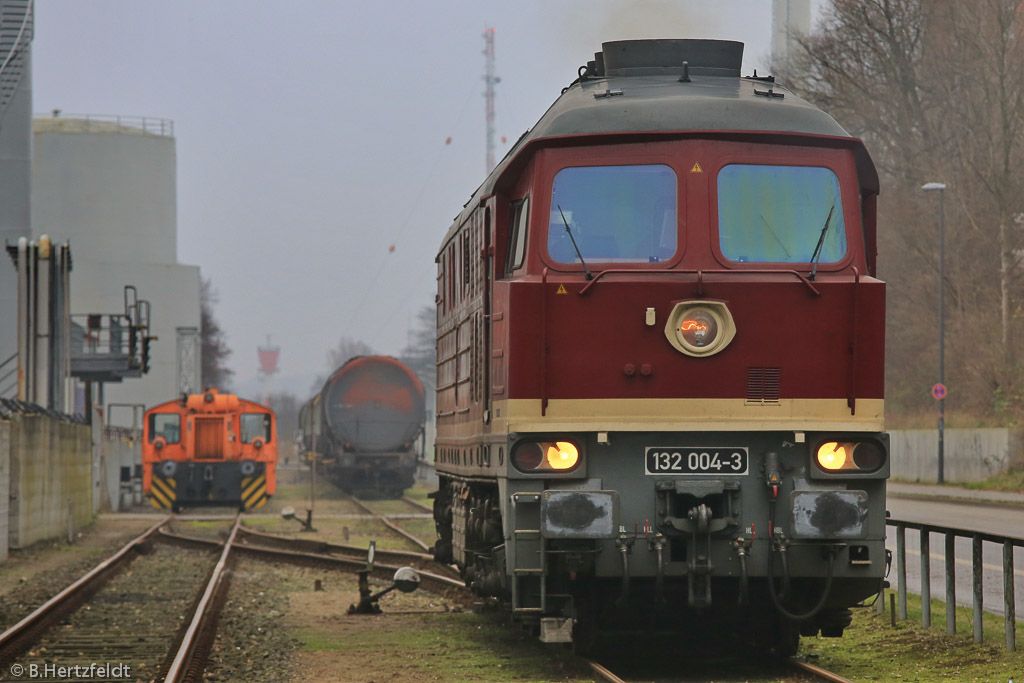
885, 495, 1024, 625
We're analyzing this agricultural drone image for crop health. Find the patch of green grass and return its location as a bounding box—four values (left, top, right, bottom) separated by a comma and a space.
805, 592, 1024, 680
961, 470, 1024, 493
296, 613, 591, 682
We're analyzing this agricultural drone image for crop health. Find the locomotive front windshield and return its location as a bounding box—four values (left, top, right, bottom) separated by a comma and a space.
241, 413, 272, 443
149, 413, 180, 443
717, 164, 846, 264
548, 164, 677, 264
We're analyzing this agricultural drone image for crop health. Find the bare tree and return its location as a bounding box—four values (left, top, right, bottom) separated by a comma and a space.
200, 278, 234, 391
398, 305, 436, 393
308, 337, 375, 395
792, 0, 1024, 422
327, 337, 374, 370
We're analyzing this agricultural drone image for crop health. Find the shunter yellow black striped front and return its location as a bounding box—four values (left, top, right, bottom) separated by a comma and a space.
149, 475, 176, 509
241, 472, 268, 509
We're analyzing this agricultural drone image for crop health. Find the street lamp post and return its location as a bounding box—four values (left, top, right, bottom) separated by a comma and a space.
922, 181, 947, 484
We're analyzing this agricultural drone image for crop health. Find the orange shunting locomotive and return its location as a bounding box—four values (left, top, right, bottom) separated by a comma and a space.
142, 389, 277, 511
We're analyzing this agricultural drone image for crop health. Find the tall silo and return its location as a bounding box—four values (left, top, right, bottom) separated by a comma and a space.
0, 0, 33, 381
31, 113, 201, 419
772, 0, 811, 81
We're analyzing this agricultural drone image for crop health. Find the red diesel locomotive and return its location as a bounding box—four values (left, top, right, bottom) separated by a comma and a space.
430, 39, 888, 653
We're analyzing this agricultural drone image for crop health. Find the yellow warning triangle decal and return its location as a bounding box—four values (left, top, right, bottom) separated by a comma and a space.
556, 284, 568, 294
691, 162, 703, 173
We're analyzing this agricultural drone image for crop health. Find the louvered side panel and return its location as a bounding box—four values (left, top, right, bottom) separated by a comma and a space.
746, 367, 781, 405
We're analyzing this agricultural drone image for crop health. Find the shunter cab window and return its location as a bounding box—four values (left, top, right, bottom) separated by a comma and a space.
547, 165, 677, 264
717, 164, 847, 264
241, 413, 272, 444
149, 413, 181, 444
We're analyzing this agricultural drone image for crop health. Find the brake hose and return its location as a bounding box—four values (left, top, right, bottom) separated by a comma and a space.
767, 491, 837, 621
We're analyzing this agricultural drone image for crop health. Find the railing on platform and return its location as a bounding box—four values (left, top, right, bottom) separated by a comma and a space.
34, 112, 174, 137
886, 517, 1021, 651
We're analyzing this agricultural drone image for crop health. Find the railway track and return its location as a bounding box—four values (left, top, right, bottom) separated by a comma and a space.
583, 654, 858, 683
349, 494, 433, 553
1, 512, 466, 683
0, 515, 238, 683
158, 525, 465, 595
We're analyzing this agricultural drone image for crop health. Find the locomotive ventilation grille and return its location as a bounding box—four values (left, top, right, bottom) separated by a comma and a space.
746, 367, 781, 405
195, 417, 224, 459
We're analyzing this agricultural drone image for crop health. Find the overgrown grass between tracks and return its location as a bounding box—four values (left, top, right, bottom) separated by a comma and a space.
805, 593, 1023, 680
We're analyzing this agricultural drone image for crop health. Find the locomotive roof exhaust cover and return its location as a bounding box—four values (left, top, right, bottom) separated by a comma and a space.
598, 39, 744, 77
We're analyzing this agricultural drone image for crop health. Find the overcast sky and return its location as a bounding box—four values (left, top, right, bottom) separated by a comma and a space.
33, 0, 825, 396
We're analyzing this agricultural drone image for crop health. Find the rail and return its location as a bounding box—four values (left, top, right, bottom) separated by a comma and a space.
34, 112, 174, 137
165, 515, 241, 682
887, 517, 1022, 651
0, 516, 170, 666
350, 495, 433, 553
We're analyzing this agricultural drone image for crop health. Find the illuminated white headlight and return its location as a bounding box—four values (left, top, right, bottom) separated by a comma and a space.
664, 300, 736, 357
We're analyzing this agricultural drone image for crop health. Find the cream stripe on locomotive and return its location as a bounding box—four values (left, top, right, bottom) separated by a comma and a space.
492, 398, 884, 433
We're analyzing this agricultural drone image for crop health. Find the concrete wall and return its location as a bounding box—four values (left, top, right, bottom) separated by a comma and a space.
889, 428, 1023, 483
4, 413, 92, 548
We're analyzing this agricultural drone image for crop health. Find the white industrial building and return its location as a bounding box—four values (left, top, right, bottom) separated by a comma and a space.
772, 0, 811, 81
31, 114, 201, 425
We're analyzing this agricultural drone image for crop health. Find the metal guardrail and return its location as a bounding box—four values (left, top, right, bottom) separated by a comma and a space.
887, 517, 1021, 651
34, 112, 174, 137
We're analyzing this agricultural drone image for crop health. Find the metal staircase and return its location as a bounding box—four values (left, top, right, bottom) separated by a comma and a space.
0, 0, 32, 119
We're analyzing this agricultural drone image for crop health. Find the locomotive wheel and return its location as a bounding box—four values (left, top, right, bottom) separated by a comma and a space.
771, 616, 800, 657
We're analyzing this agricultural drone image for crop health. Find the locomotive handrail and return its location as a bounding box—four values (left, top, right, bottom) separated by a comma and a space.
886, 516, 1021, 651
576, 268, 821, 296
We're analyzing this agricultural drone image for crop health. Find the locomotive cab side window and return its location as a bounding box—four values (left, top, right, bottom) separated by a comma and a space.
505, 197, 529, 274
149, 413, 181, 444
717, 164, 847, 264
547, 165, 677, 264
241, 413, 272, 443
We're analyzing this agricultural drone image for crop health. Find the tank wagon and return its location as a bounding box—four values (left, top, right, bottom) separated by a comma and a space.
299, 356, 426, 497
430, 39, 888, 653
143, 389, 277, 511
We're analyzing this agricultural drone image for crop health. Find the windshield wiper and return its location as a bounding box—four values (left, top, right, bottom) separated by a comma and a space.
557, 204, 593, 280
808, 204, 835, 281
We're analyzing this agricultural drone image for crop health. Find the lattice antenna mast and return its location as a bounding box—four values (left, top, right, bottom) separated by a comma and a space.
483, 27, 499, 173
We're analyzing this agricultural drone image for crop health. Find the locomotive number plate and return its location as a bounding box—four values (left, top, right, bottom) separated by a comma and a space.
644, 447, 748, 475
